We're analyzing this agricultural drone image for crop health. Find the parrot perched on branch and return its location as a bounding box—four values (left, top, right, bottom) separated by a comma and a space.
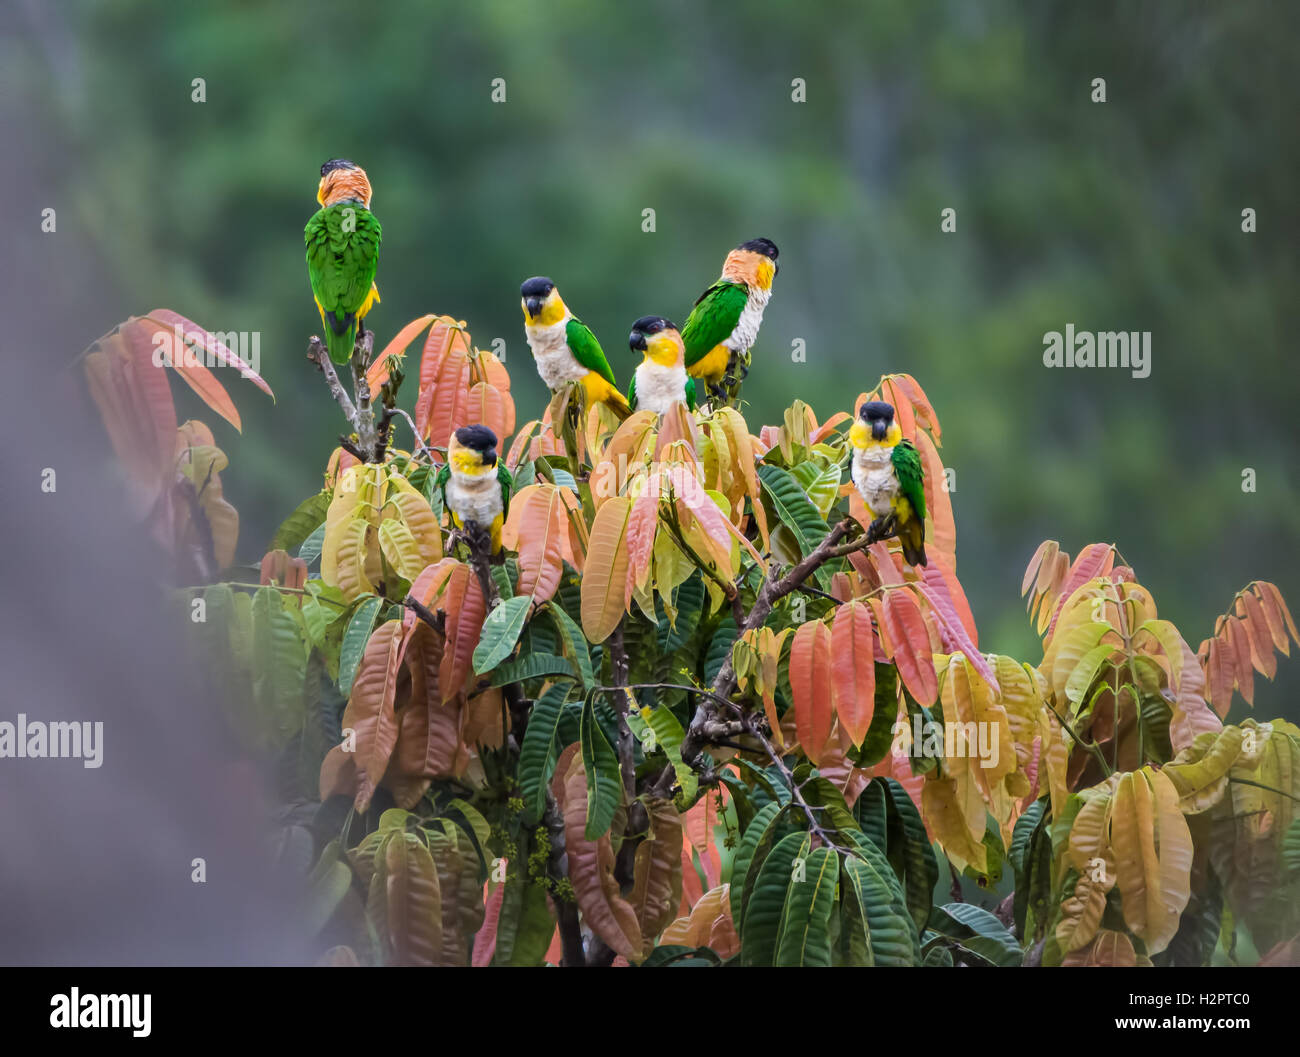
520, 276, 631, 417
849, 400, 928, 568
305, 159, 383, 365
627, 316, 696, 415
681, 237, 779, 402
435, 425, 514, 555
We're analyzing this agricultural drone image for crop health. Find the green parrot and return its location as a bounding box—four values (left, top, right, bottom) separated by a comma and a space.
681, 237, 779, 401
305, 159, 382, 366
627, 316, 697, 415
849, 400, 928, 567
435, 424, 513, 555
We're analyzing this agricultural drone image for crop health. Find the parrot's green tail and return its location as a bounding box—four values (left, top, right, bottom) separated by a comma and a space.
325, 317, 358, 366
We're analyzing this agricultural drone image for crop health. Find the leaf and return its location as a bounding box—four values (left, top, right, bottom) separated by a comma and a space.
790, 620, 834, 765
1110, 768, 1192, 955
774, 846, 838, 967
340, 619, 405, 811
580, 695, 623, 840
740, 831, 810, 967
631, 799, 684, 953
489, 652, 577, 686
251, 585, 308, 747
366, 313, 436, 390
548, 603, 596, 690
143, 309, 274, 399
513, 683, 573, 824
928, 902, 1022, 966
729, 801, 785, 934
831, 600, 876, 747
338, 595, 384, 698
305, 842, 355, 935
638, 705, 698, 803
757, 463, 830, 563
581, 495, 632, 643
560, 755, 642, 959
881, 589, 938, 707
272, 491, 333, 553
839, 838, 918, 966
472, 595, 532, 674
380, 831, 443, 966
438, 562, 487, 703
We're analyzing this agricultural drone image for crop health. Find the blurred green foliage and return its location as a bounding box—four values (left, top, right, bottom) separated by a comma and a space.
5, 0, 1297, 715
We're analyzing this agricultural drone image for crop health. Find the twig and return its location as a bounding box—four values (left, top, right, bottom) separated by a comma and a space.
402, 595, 443, 634
307, 337, 358, 423
740, 712, 847, 855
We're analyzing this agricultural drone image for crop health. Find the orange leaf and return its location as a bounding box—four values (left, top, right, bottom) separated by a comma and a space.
790, 620, 834, 764
881, 589, 938, 706
367, 314, 436, 391
133, 317, 244, 432
502, 483, 566, 603
581, 496, 632, 643
341, 619, 405, 811
143, 309, 274, 400
830, 601, 876, 747
438, 563, 486, 703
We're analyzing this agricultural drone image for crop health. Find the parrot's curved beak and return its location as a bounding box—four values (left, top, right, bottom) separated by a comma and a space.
525, 296, 543, 318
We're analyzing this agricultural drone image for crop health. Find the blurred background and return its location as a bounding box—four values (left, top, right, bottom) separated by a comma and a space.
4, 0, 1297, 719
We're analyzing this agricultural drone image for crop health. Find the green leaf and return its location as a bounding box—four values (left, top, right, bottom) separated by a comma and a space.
630, 705, 698, 804
1009, 798, 1046, 879
298, 522, 327, 565
494, 875, 555, 966
855, 778, 889, 852
271, 491, 333, 553
741, 831, 810, 966
518, 683, 572, 824
800, 777, 861, 840
928, 903, 1023, 967
789, 460, 842, 519
445, 799, 492, 870
658, 572, 705, 654
639, 944, 722, 967
704, 616, 738, 687
757, 464, 830, 563
1066, 642, 1119, 706
251, 585, 308, 746
338, 595, 383, 698
882, 777, 938, 933
774, 845, 838, 966
840, 836, 919, 966
580, 693, 622, 840
473, 595, 533, 674
548, 603, 595, 690
728, 801, 785, 934
489, 652, 576, 687
1284, 817, 1300, 879
305, 841, 355, 935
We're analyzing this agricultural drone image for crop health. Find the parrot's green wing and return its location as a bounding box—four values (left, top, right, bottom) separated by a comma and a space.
564, 317, 617, 386
684, 376, 698, 411
681, 281, 749, 366
305, 204, 383, 364
891, 440, 926, 523
433, 464, 452, 514
627, 372, 638, 411
497, 462, 514, 520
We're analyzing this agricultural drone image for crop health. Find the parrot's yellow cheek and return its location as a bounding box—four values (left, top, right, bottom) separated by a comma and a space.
849, 421, 870, 448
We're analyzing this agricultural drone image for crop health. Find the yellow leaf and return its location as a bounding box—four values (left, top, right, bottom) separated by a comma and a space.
580, 496, 632, 643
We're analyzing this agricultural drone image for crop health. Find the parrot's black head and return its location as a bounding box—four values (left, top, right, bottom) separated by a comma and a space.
628, 315, 676, 351
320, 158, 358, 177
453, 424, 499, 466
520, 276, 557, 320
860, 400, 895, 441
739, 237, 779, 261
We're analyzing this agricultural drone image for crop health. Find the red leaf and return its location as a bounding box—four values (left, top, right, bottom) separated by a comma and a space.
367, 314, 437, 391
144, 309, 274, 399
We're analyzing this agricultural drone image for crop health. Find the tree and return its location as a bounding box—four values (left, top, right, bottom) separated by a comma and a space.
78, 307, 1300, 967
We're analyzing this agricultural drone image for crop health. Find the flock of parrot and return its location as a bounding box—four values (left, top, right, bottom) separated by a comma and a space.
304, 159, 927, 569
